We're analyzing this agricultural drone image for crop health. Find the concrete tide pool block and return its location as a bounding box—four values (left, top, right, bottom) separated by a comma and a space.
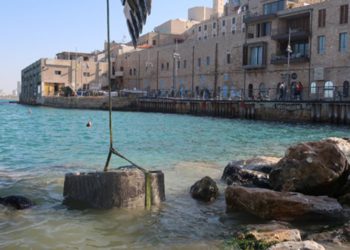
63, 167, 165, 209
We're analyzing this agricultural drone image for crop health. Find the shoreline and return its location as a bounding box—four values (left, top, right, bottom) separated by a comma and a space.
17, 96, 350, 125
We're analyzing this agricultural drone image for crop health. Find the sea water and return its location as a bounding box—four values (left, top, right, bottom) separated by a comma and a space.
0, 100, 349, 249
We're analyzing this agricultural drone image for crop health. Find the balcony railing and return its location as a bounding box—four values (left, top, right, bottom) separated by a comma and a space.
271, 28, 310, 41
271, 53, 310, 64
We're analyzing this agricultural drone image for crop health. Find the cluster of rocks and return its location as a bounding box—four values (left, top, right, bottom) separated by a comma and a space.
0, 195, 33, 210
190, 137, 350, 249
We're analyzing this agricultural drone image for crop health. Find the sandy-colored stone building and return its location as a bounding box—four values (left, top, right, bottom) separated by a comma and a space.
21, 52, 108, 104
117, 0, 350, 100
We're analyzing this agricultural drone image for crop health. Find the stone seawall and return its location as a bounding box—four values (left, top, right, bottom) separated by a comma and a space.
137, 99, 350, 124
37, 96, 136, 110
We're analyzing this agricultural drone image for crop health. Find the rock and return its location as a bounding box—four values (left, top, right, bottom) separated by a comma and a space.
270, 141, 349, 196
246, 228, 301, 244
222, 164, 270, 188
239, 156, 281, 173
339, 193, 350, 206
325, 137, 350, 159
190, 176, 219, 202
225, 185, 343, 221
0, 195, 33, 210
306, 221, 350, 244
268, 240, 325, 250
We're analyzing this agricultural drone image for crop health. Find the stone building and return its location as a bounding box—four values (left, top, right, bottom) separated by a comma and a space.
117, 0, 350, 100
20, 52, 108, 104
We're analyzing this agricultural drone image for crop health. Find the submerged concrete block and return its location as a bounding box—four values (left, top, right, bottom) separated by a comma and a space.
63, 167, 165, 209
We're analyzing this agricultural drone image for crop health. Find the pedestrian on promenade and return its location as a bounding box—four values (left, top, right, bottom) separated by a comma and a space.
296, 82, 303, 100
279, 82, 285, 100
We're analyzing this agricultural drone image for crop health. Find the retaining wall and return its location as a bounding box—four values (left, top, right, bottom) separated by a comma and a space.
137, 99, 350, 124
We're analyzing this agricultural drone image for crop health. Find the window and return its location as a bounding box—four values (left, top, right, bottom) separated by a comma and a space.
232, 18, 236, 34
204, 25, 207, 31
340, 5, 349, 24
222, 20, 226, 27
152, 40, 157, 46
250, 46, 264, 65
292, 41, 309, 57
183, 60, 187, 69
213, 22, 216, 29
310, 82, 317, 94
318, 9, 326, 27
54, 70, 61, 75
198, 57, 201, 67
317, 36, 325, 54
177, 60, 180, 69
324, 81, 334, 98
166, 62, 169, 70
227, 53, 231, 64
83, 72, 90, 77
256, 22, 271, 37
161, 63, 164, 71
129, 69, 132, 75
263, 0, 284, 15
339, 32, 348, 52
198, 26, 202, 32
133, 68, 137, 75
206, 56, 210, 66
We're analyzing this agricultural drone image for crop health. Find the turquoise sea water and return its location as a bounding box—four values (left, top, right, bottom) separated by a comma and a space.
0, 100, 349, 249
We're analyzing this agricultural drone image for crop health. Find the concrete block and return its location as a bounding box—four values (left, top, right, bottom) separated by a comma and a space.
63, 167, 165, 209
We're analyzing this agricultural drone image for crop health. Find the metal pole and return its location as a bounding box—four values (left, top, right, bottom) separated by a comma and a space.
104, 0, 113, 171
214, 42, 218, 99
172, 50, 175, 96
287, 27, 292, 100
156, 50, 159, 95
191, 45, 195, 97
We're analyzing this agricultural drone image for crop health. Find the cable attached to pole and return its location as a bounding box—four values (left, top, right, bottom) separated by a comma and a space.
104, 0, 152, 209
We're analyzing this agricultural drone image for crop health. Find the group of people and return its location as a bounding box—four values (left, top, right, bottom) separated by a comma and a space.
278, 81, 303, 100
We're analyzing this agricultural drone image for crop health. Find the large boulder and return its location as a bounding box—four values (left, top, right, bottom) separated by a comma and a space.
222, 164, 270, 188
190, 176, 219, 202
225, 185, 343, 221
268, 240, 325, 250
324, 137, 350, 159
270, 141, 349, 196
0, 195, 33, 210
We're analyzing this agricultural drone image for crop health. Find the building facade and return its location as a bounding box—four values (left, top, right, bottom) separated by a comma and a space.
117, 0, 350, 101
20, 53, 108, 104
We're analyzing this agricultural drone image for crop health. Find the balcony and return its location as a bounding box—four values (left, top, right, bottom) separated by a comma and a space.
243, 13, 276, 24
111, 71, 123, 79
243, 64, 267, 70
271, 53, 310, 65
271, 28, 310, 41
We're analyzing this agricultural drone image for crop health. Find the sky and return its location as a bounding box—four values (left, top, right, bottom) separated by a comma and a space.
0, 0, 213, 94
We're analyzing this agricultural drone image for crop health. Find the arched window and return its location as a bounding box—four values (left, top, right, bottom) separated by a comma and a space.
248, 84, 253, 98
343, 81, 349, 98
310, 82, 317, 94
324, 81, 334, 98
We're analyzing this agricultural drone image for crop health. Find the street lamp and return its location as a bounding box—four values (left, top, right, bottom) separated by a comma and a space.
286, 28, 293, 99
172, 52, 181, 97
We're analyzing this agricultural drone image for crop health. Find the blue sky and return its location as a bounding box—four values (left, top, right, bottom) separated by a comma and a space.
0, 0, 212, 94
